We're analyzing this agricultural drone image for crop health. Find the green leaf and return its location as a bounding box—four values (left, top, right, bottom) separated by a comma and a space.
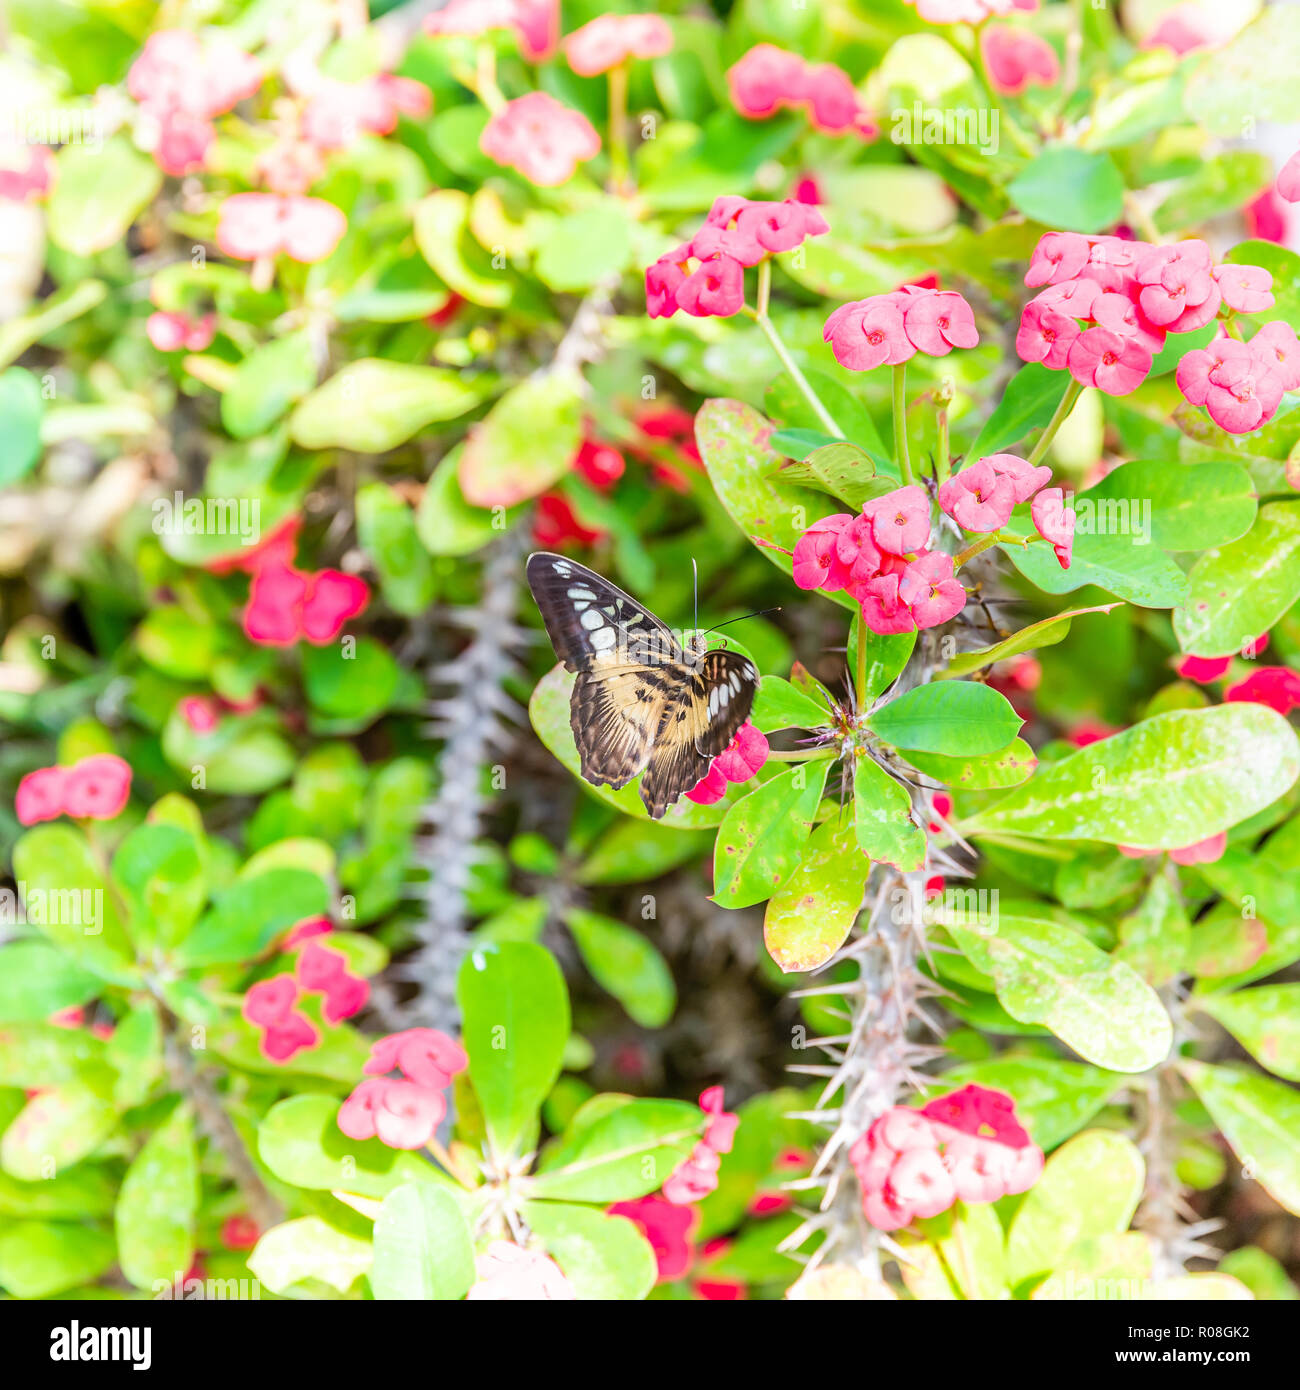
521, 1201, 658, 1301
763, 816, 869, 972
852, 756, 926, 871
457, 942, 570, 1160
576, 820, 710, 887
414, 189, 511, 307
1153, 152, 1272, 235
1004, 528, 1188, 608
47, 137, 161, 255
0, 941, 100, 1022
848, 618, 916, 703
750, 674, 831, 732
0, 1221, 116, 1299
940, 912, 1172, 1072
771, 442, 896, 510
356, 482, 436, 616
967, 363, 1068, 459
867, 680, 1023, 756
938, 604, 1120, 680
529, 665, 745, 828
221, 331, 318, 440
959, 705, 1300, 847
175, 868, 329, 967
1005, 1130, 1145, 1291
1180, 1061, 1300, 1217
563, 908, 675, 1028
370, 1183, 476, 1301
1174, 502, 1300, 657
765, 367, 887, 456
906, 739, 1038, 791
695, 397, 852, 604
248, 1217, 372, 1297
11, 825, 135, 981
1116, 874, 1190, 988
0, 368, 43, 485
290, 359, 487, 452
417, 444, 518, 556
111, 823, 206, 952
1184, 4, 1300, 135
301, 638, 401, 724
1195, 986, 1300, 1083
258, 1095, 437, 1200
0, 1022, 108, 1088
712, 761, 829, 909
1, 1082, 118, 1180
458, 369, 583, 508
535, 204, 633, 291
533, 1097, 701, 1202
915, 1201, 1006, 1300
115, 1105, 198, 1290
1007, 146, 1124, 233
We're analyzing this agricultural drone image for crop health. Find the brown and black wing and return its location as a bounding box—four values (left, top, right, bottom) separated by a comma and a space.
526, 552, 680, 672
569, 657, 682, 793
639, 648, 761, 819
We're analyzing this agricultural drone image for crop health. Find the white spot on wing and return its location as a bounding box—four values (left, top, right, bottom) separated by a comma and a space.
580, 609, 603, 631
590, 626, 616, 651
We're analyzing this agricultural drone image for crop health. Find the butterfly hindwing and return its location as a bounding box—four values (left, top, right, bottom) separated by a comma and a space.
526, 552, 762, 819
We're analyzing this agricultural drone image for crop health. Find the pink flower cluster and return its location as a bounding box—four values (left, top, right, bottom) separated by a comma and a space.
686, 722, 769, 805
980, 24, 1059, 95
243, 942, 369, 1063
480, 92, 600, 187
146, 311, 215, 354
647, 195, 828, 320
217, 193, 347, 265
727, 44, 876, 139
905, 0, 1038, 23
1280, 148, 1300, 204
791, 487, 968, 633
466, 1241, 575, 1300
1018, 230, 1294, 431
565, 13, 673, 76
1176, 326, 1300, 435
128, 30, 262, 176
424, 0, 559, 62
299, 74, 430, 153
0, 146, 54, 203
338, 1028, 469, 1150
15, 754, 132, 826
239, 521, 369, 648
1119, 833, 1226, 867
663, 1087, 740, 1205
849, 1085, 1043, 1231
824, 285, 978, 370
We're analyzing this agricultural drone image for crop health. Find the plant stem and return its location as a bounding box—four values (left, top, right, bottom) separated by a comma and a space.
935, 387, 952, 486
1027, 378, 1083, 466
427, 1136, 475, 1189
953, 529, 1037, 571
754, 291, 843, 438
855, 611, 868, 711
892, 363, 914, 486
607, 63, 630, 193
472, 43, 506, 113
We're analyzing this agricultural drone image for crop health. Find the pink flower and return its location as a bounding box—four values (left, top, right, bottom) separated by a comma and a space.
1213, 263, 1275, 315
1031, 487, 1076, 569
217, 193, 346, 263
322, 974, 369, 1025
699, 1085, 739, 1154
244, 560, 308, 646
663, 1142, 721, 1205
363, 1028, 469, 1090
1135, 240, 1219, 330
220, 1216, 260, 1251
1250, 321, 1300, 392
514, 0, 560, 60
149, 111, 214, 176
684, 763, 728, 805
938, 459, 1017, 532
1091, 292, 1164, 356
902, 289, 979, 356
1279, 148, 1300, 204
863, 485, 931, 556
128, 30, 261, 121
242, 976, 297, 1028
1025, 232, 1090, 288
898, 551, 967, 628
1142, 2, 1223, 54
15, 766, 68, 826
372, 1079, 446, 1149
62, 754, 132, 820
261, 1010, 319, 1063
1225, 666, 1300, 715
607, 1197, 696, 1282
726, 44, 808, 118
1246, 191, 1288, 245
337, 1077, 388, 1140
805, 64, 876, 138
300, 570, 370, 645
712, 723, 769, 784
301, 75, 431, 150
1016, 299, 1079, 369
178, 696, 220, 734
564, 14, 673, 76
985, 452, 1052, 503
1034, 276, 1104, 319
424, 0, 520, 39
573, 439, 625, 490
676, 254, 746, 318
1176, 654, 1233, 683
0, 145, 54, 203
824, 297, 913, 370
1067, 326, 1151, 395
860, 572, 917, 636
645, 243, 693, 319
1168, 832, 1227, 867
1177, 338, 1284, 434
467, 1242, 575, 1301
295, 943, 348, 991
980, 25, 1060, 95
480, 93, 600, 187
146, 311, 215, 353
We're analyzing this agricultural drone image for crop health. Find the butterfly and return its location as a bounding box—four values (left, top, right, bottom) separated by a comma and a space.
526, 552, 760, 819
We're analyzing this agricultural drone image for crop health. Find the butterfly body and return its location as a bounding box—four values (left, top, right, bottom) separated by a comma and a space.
526, 552, 760, 818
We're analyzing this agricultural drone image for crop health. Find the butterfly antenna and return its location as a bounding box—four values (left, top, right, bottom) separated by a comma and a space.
702, 607, 782, 638
692, 558, 699, 636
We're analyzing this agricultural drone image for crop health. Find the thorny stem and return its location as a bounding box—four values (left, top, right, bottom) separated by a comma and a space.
1027, 378, 1084, 466
953, 529, 1035, 571
892, 363, 914, 487
162, 1018, 284, 1232
750, 264, 844, 438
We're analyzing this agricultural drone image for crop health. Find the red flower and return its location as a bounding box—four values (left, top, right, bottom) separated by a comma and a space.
1225, 666, 1300, 716
607, 1196, 697, 1281
14, 766, 68, 826
220, 1216, 261, 1250
533, 494, 605, 549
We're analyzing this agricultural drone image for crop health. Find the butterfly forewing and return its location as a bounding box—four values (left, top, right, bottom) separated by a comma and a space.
527, 552, 761, 818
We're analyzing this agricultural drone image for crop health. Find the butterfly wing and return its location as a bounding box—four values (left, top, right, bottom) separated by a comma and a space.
639, 649, 760, 819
